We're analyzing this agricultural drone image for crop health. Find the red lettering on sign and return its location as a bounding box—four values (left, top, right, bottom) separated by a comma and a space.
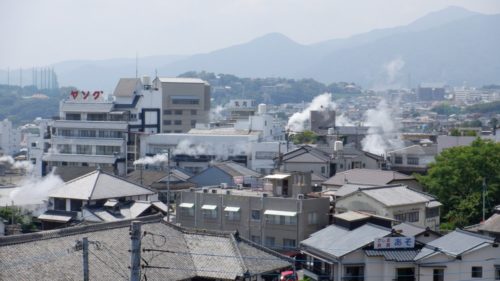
82, 91, 90, 100
92, 91, 101, 100
71, 90, 79, 99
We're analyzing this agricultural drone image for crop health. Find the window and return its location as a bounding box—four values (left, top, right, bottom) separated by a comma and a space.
395, 156, 403, 164
426, 207, 439, 218
345, 266, 364, 281
163, 120, 171, 125
472, 266, 482, 278
181, 207, 194, 217
407, 157, 419, 165
396, 267, 415, 281
321, 166, 326, 174
70, 199, 83, 211
60, 129, 72, 137
76, 145, 92, 155
53, 198, 66, 211
163, 110, 172, 115
190, 110, 197, 115
87, 113, 107, 121
174, 120, 182, 125
394, 211, 420, 223
98, 130, 123, 138
57, 144, 71, 154
251, 210, 260, 220
96, 146, 120, 155
191, 120, 196, 128
495, 266, 500, 280
251, 235, 261, 244
172, 97, 199, 105
433, 269, 444, 281
283, 239, 296, 249
66, 113, 81, 120
79, 130, 96, 138
308, 212, 318, 224
202, 209, 217, 219
225, 211, 240, 221
174, 110, 182, 115
31, 142, 36, 147
284, 216, 297, 225
264, 236, 275, 247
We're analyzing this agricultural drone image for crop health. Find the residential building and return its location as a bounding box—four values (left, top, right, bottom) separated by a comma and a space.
393, 222, 441, 244
466, 205, 500, 239
279, 145, 384, 179
415, 229, 500, 281
0, 215, 292, 281
0, 119, 20, 156
322, 169, 423, 191
335, 184, 441, 230
188, 161, 262, 188
176, 171, 330, 251
387, 142, 437, 174
417, 83, 446, 101
38, 169, 159, 229
153, 77, 211, 133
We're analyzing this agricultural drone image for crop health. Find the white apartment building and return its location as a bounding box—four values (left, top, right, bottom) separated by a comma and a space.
0, 119, 20, 156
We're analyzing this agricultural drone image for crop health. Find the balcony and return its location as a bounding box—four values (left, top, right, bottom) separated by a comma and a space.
42, 153, 123, 164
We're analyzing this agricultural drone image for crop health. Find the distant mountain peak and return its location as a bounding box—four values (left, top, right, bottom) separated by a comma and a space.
248, 32, 301, 46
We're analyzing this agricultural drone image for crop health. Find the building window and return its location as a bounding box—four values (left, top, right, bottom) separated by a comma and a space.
53, 198, 66, 211
31, 142, 36, 147
76, 145, 92, 155
426, 207, 439, 218
266, 215, 296, 225
163, 120, 171, 125
57, 144, 71, 154
495, 266, 500, 280
174, 120, 182, 125
283, 239, 296, 249
98, 130, 123, 138
394, 211, 419, 223
433, 269, 444, 281
79, 130, 96, 138
308, 212, 318, 224
225, 211, 240, 221
163, 110, 172, 115
181, 207, 194, 217
96, 145, 120, 155
202, 209, 217, 219
87, 113, 107, 121
191, 120, 196, 128
172, 97, 200, 105
70, 199, 83, 212
321, 166, 326, 174
396, 268, 415, 281
407, 157, 419, 165
66, 113, 81, 120
190, 110, 197, 115
251, 235, 261, 244
264, 236, 275, 247
395, 156, 403, 164
472, 266, 482, 278
345, 265, 364, 281
251, 210, 260, 220
174, 110, 182, 115
60, 129, 72, 137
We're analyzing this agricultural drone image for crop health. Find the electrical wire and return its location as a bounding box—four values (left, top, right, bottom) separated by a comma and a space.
88, 248, 129, 280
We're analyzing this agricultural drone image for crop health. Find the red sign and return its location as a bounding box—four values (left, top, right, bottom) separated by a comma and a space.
70, 90, 103, 100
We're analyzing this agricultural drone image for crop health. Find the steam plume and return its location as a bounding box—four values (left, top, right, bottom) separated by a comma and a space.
287, 93, 337, 132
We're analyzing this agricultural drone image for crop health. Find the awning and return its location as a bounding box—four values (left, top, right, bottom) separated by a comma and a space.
426, 201, 442, 208
201, 204, 217, 210
264, 174, 291, 180
179, 203, 194, 208
104, 199, 118, 207
38, 213, 73, 223
224, 206, 240, 212
110, 111, 126, 115
264, 210, 297, 216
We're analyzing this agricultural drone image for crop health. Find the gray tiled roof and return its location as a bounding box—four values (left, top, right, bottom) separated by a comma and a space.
300, 223, 391, 258
0, 215, 290, 280
393, 222, 427, 237
323, 169, 414, 187
365, 249, 420, 262
414, 229, 495, 260
358, 185, 438, 207
214, 161, 262, 178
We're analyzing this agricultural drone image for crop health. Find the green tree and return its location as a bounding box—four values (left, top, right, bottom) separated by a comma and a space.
417, 139, 500, 229
291, 130, 318, 144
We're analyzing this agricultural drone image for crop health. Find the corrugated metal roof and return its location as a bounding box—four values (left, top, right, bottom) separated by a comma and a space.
334, 183, 378, 197
415, 229, 495, 260
359, 185, 437, 207
301, 223, 391, 258
323, 169, 415, 187
365, 249, 420, 262
112, 78, 141, 97
393, 222, 426, 237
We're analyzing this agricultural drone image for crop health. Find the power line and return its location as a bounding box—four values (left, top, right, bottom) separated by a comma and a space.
88, 249, 129, 280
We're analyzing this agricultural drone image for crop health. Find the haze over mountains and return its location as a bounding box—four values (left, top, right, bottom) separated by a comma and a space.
3, 6, 499, 90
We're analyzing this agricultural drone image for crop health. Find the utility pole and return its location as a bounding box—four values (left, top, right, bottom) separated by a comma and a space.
167, 148, 171, 222
129, 221, 142, 281
82, 237, 89, 281
482, 178, 487, 221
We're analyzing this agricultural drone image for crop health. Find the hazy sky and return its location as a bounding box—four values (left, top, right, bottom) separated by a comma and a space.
1, 0, 499, 68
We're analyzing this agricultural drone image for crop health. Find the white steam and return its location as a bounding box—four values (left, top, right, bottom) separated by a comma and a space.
361, 100, 404, 155
384, 57, 405, 84
0, 155, 34, 173
336, 114, 355, 126
287, 93, 337, 132
10, 171, 64, 205
133, 153, 169, 165
173, 139, 248, 159
174, 139, 207, 156
210, 105, 225, 122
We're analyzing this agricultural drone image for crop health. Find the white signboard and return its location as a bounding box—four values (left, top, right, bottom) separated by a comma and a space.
374, 237, 415, 249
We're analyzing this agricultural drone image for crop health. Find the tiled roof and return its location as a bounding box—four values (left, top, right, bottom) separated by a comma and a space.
49, 170, 155, 200
214, 161, 261, 178
113, 78, 141, 97
358, 185, 438, 207
0, 215, 290, 280
365, 249, 420, 262
323, 169, 415, 187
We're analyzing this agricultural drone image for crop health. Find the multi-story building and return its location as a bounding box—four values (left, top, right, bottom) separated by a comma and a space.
417, 83, 446, 101
0, 119, 20, 156
176, 171, 330, 251
153, 77, 211, 133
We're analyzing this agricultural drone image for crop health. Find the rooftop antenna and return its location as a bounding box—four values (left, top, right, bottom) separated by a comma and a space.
135, 52, 138, 79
